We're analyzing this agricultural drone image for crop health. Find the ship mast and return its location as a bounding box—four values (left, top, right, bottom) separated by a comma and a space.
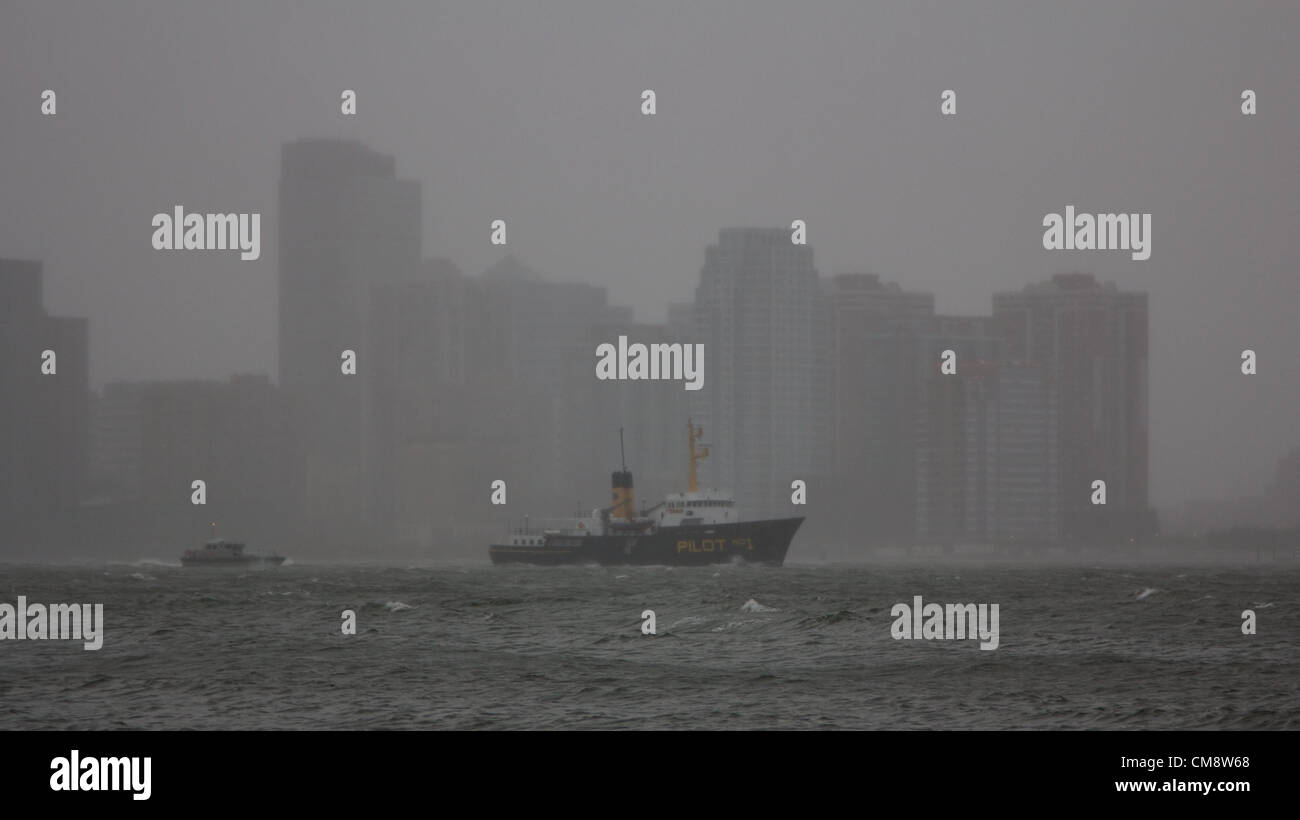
687, 418, 709, 493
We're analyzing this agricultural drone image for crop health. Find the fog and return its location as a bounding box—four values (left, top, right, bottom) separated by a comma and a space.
1, 1, 1298, 560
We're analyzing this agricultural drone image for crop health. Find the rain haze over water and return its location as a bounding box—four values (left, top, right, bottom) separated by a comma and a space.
1, 1, 1298, 735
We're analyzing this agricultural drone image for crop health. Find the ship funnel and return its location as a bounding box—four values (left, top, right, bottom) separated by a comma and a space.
611, 469, 635, 520
610, 428, 636, 519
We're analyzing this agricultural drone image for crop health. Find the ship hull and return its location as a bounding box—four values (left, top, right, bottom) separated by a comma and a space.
180, 556, 285, 568
489, 517, 803, 566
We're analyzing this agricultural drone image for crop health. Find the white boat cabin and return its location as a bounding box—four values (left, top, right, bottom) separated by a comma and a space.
657, 490, 735, 527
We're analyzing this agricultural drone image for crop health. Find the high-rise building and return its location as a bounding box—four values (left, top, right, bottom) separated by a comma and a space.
137, 374, 289, 517
471, 256, 633, 513
993, 362, 1059, 544
366, 255, 635, 550
90, 381, 145, 501
278, 139, 423, 387
367, 259, 516, 548
277, 139, 422, 545
993, 273, 1149, 544
823, 274, 935, 547
867, 314, 1000, 546
914, 360, 1058, 547
0, 259, 89, 540
128, 375, 291, 548
692, 228, 831, 519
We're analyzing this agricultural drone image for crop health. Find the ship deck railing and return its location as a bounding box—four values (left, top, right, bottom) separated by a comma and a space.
510, 518, 594, 537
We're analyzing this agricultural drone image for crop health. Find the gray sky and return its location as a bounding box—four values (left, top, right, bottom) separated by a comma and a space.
2, 0, 1297, 507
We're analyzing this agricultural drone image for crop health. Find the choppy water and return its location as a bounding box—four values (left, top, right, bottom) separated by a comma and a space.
1, 561, 1297, 729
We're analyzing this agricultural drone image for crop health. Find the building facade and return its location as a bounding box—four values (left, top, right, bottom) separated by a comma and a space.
0, 259, 88, 542
277, 139, 422, 545
993, 273, 1149, 544
692, 228, 831, 519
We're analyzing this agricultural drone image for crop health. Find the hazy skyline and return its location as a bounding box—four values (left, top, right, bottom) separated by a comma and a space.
2, 0, 1298, 507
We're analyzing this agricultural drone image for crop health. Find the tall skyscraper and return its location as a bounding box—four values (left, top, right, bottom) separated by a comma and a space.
692, 228, 831, 519
367, 258, 515, 548
278, 139, 423, 388
0, 259, 88, 543
914, 360, 1058, 548
866, 314, 1001, 547
277, 139, 421, 545
825, 273, 935, 548
993, 273, 1149, 544
993, 362, 1059, 544
89, 381, 145, 502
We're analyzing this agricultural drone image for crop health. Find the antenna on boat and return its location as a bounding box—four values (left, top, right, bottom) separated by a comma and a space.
619, 427, 627, 471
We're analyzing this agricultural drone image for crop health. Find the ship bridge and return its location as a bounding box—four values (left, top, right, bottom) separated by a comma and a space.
658, 490, 735, 527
